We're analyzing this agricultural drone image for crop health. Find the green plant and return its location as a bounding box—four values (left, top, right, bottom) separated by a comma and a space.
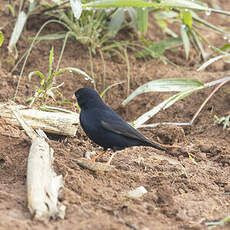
9, 0, 230, 100
122, 76, 230, 128
205, 215, 230, 228
27, 46, 93, 107
0, 31, 4, 47
214, 114, 230, 129
43, 8, 111, 54
10, 0, 230, 59
82, 0, 230, 59
100, 81, 125, 98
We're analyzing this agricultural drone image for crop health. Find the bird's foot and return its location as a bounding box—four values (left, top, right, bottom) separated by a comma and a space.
82, 151, 106, 162
82, 157, 96, 162
105, 152, 117, 165
81, 151, 116, 165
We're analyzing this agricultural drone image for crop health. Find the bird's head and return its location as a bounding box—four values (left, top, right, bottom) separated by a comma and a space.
75, 88, 102, 109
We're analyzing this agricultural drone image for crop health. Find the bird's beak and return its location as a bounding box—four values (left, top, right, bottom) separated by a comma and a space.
72, 94, 81, 112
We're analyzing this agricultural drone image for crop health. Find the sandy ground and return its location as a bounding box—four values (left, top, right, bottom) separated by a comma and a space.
0, 0, 230, 229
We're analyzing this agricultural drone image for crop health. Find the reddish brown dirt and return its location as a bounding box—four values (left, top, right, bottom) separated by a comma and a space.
0, 0, 230, 229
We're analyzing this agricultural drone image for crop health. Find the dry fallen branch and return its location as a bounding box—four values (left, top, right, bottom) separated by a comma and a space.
27, 135, 66, 219
12, 110, 66, 220
0, 103, 79, 136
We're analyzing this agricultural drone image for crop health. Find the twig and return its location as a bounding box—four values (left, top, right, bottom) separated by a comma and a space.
190, 79, 230, 125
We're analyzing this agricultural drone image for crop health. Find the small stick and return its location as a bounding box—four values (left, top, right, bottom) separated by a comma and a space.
190, 80, 229, 125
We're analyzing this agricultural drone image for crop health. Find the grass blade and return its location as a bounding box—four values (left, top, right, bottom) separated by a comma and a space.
136, 7, 148, 35
100, 81, 124, 98
134, 37, 182, 58
108, 9, 125, 36
0, 31, 4, 47
48, 46, 54, 78
191, 11, 227, 34
28, 71, 46, 81
133, 94, 176, 128
28, 33, 68, 41
8, 11, 27, 53
133, 86, 204, 127
161, 0, 208, 10
70, 0, 82, 19
53, 67, 94, 82
84, 0, 155, 8
122, 78, 204, 105
181, 24, 190, 60
197, 54, 230, 71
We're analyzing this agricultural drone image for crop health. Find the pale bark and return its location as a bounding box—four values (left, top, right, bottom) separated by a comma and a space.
12, 110, 66, 220
0, 103, 79, 136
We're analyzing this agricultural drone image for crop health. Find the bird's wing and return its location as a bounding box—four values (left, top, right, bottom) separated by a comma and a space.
101, 119, 149, 143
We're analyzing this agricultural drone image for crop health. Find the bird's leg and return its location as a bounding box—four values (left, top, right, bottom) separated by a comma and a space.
106, 152, 117, 165
89, 151, 107, 162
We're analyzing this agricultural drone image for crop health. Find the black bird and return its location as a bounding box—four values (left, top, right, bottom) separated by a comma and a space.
75, 88, 165, 163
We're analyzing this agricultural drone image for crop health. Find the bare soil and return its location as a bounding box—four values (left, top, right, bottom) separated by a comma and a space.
0, 1, 230, 229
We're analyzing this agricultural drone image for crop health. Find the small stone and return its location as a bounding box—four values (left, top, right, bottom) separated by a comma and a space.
178, 188, 185, 194
224, 184, 230, 193
199, 144, 212, 153
126, 186, 148, 199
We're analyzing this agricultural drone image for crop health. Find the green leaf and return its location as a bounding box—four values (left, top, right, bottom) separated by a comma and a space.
128, 76, 230, 127
220, 43, 230, 52
28, 33, 68, 41
160, 0, 208, 11
133, 86, 204, 127
48, 46, 54, 78
26, 96, 33, 103
187, 152, 198, 165
122, 78, 204, 105
41, 79, 45, 86
84, 0, 155, 8
127, 7, 138, 30
154, 10, 178, 20
53, 67, 94, 82
7, 4, 15, 16
70, 0, 82, 19
100, 82, 124, 98
83, 0, 230, 16
163, 86, 203, 109
38, 88, 43, 95
181, 24, 190, 60
156, 19, 167, 33
28, 0, 37, 12
108, 9, 125, 36
134, 37, 182, 58
8, 11, 27, 52
189, 29, 206, 60
206, 215, 230, 227
191, 11, 226, 34
223, 115, 230, 129
28, 71, 46, 81
197, 54, 230, 71
136, 7, 148, 35
181, 10, 192, 28
0, 31, 4, 47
